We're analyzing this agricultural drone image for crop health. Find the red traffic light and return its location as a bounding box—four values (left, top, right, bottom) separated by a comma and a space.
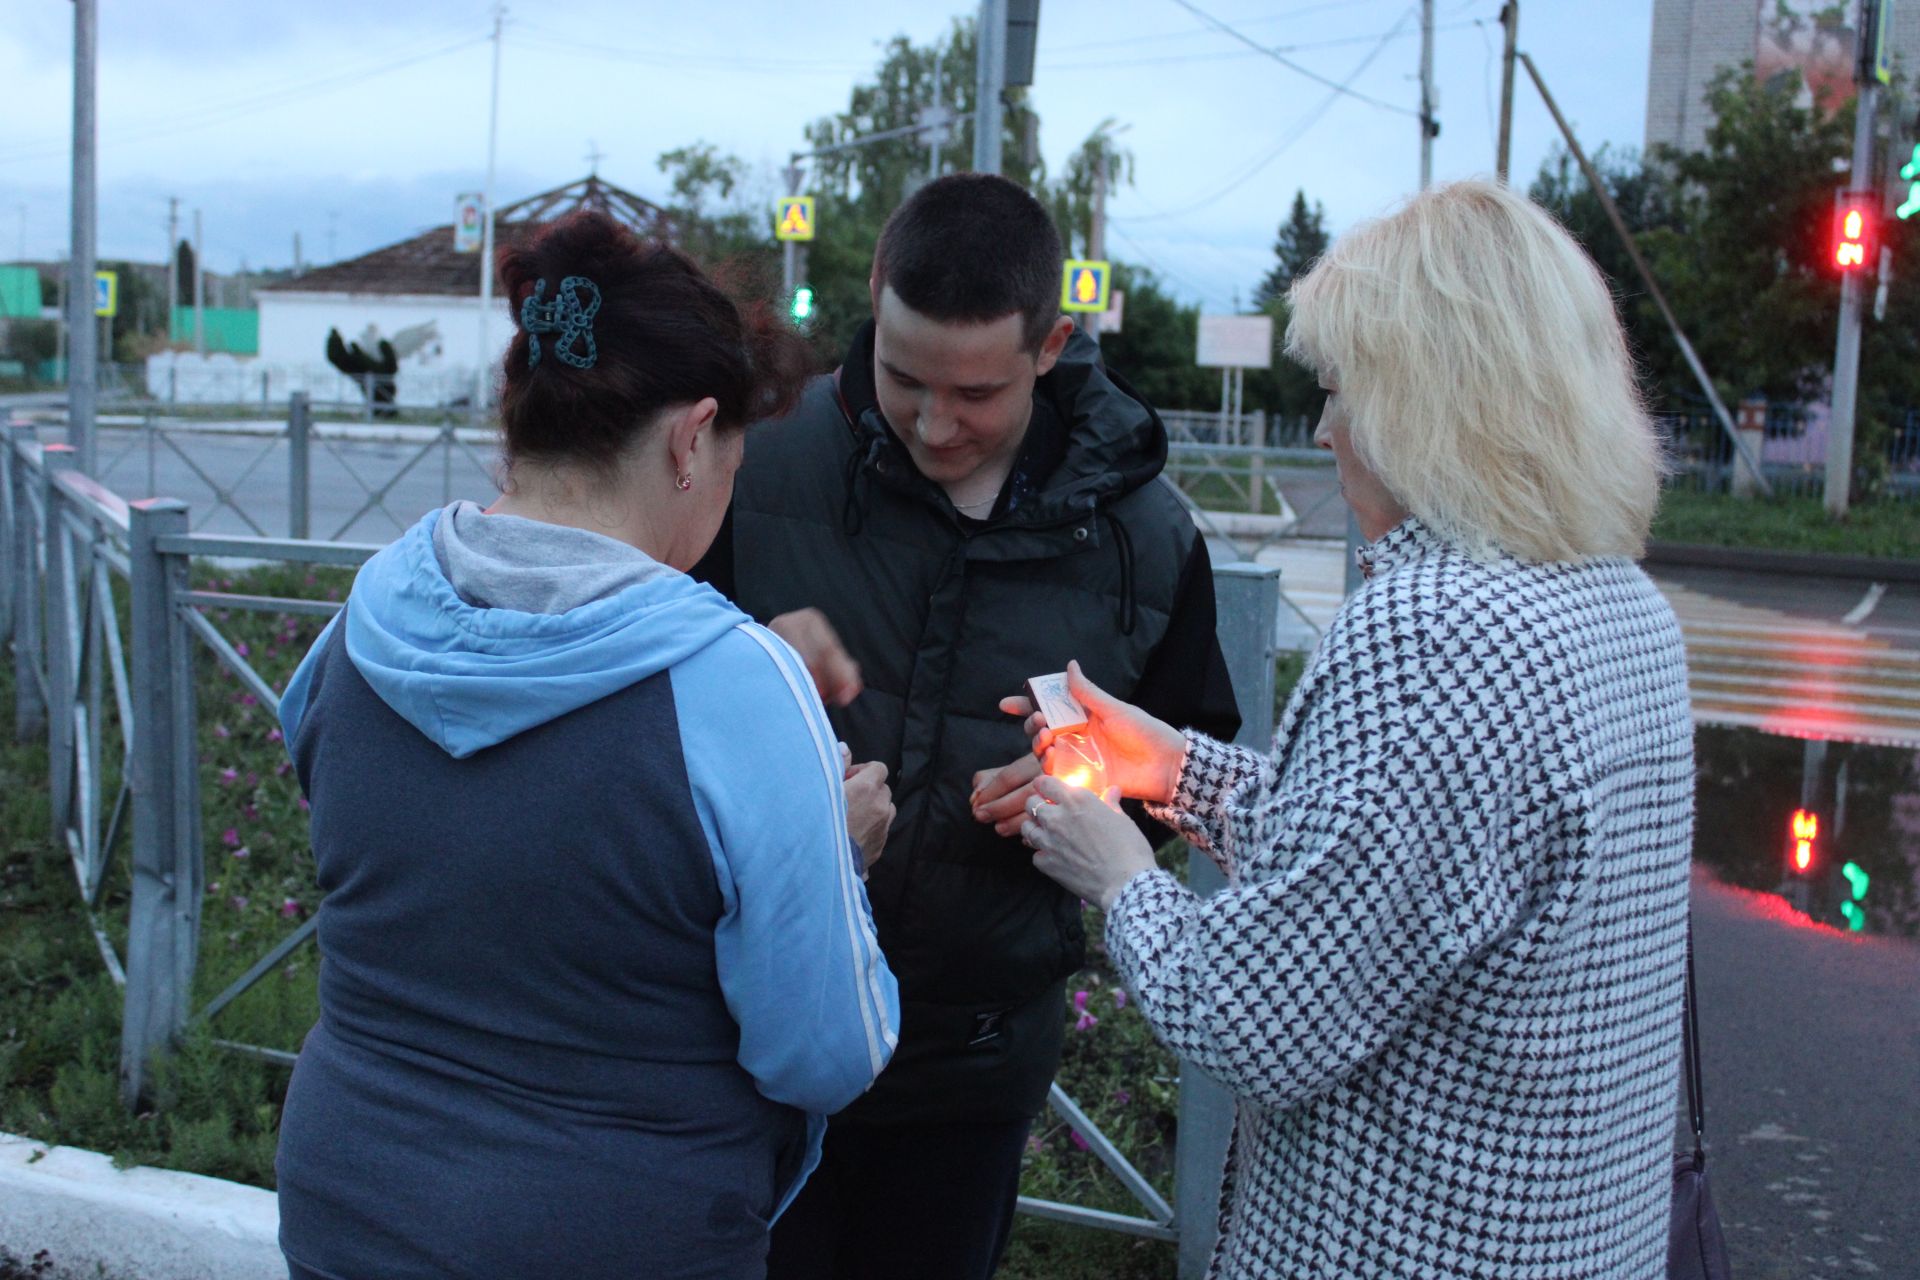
1790, 808, 1819, 873
1833, 192, 1876, 271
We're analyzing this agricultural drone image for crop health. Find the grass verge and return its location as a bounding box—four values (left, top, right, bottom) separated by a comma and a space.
1652, 489, 1920, 559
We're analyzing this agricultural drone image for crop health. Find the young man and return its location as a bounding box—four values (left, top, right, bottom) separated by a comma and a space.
694, 173, 1238, 1280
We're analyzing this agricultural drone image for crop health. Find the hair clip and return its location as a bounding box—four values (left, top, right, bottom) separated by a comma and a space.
521, 275, 602, 370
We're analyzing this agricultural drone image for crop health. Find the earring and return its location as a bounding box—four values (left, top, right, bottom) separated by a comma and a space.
676, 473, 694, 491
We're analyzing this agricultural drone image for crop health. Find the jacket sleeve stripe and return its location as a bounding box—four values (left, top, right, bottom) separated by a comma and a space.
739, 624, 899, 1067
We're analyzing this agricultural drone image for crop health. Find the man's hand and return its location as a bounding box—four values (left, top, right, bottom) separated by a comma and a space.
770, 608, 863, 707
844, 760, 894, 871
971, 753, 1043, 838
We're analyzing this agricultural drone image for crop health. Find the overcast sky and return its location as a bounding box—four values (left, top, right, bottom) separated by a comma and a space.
2, 0, 1656, 311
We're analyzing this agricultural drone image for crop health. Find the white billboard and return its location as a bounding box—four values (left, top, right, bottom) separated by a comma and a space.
1196, 314, 1274, 369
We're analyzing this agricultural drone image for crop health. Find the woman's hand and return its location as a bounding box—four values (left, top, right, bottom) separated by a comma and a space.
1019, 776, 1157, 912
970, 753, 1043, 837
998, 661, 1188, 805
771, 608, 863, 707
843, 759, 894, 871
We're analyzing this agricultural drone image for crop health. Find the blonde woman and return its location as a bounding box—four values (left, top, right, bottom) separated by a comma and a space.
1006, 180, 1693, 1278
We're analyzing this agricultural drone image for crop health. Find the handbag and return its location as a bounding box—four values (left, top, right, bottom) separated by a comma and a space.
1669, 920, 1733, 1280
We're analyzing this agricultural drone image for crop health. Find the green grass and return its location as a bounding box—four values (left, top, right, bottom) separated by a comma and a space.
1652, 489, 1920, 559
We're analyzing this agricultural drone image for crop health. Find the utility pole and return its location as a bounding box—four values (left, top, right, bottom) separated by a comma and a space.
929, 56, 945, 181
1826, 0, 1884, 519
192, 209, 205, 356
973, 0, 1006, 174
1418, 0, 1437, 190
293, 231, 303, 277
165, 198, 178, 346
475, 3, 506, 423
1085, 143, 1108, 344
68, 0, 99, 475
1496, 2, 1519, 181
781, 162, 805, 301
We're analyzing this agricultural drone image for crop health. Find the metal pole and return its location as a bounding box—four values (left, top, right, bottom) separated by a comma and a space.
11, 429, 48, 741
288, 392, 311, 539
475, 4, 506, 424
929, 57, 945, 182
1086, 143, 1108, 344
120, 497, 195, 1108
1518, 53, 1772, 496
1495, 2, 1518, 181
782, 162, 804, 301
192, 209, 205, 356
1176, 563, 1278, 1280
973, 0, 1006, 174
165, 197, 178, 347
41, 446, 76, 833
1827, 73, 1880, 517
67, 0, 98, 476
1419, 0, 1436, 191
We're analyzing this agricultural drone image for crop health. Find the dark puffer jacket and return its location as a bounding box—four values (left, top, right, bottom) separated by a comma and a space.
698, 324, 1239, 1125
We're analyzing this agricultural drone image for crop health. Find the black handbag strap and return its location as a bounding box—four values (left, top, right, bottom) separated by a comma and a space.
1682, 917, 1706, 1161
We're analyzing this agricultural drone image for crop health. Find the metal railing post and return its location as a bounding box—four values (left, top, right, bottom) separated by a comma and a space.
288, 392, 311, 540
10, 428, 47, 740
0, 428, 14, 644
121, 497, 197, 1107
42, 445, 77, 833
1176, 563, 1279, 1280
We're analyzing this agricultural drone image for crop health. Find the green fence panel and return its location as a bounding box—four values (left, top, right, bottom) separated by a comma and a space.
168, 306, 259, 355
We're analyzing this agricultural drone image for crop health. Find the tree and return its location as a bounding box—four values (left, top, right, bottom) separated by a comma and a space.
1098, 262, 1214, 410
656, 142, 774, 272
1047, 121, 1133, 259
1254, 191, 1328, 308
173, 239, 195, 309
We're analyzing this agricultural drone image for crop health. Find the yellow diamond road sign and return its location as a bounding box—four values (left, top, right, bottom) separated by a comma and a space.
1061, 260, 1110, 313
775, 196, 816, 242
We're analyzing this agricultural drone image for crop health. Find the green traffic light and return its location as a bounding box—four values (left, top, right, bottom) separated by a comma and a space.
791, 286, 815, 323
1842, 860, 1870, 901
1900, 145, 1920, 220
1840, 900, 1866, 932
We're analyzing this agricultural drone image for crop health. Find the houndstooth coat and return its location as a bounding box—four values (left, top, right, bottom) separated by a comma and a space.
1115, 517, 1695, 1279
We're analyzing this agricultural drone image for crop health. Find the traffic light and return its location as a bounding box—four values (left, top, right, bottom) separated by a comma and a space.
789, 284, 815, 325
1839, 860, 1871, 932
1832, 191, 1876, 271
1789, 808, 1818, 874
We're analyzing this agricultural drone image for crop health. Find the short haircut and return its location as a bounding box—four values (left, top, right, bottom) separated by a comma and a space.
1286, 180, 1663, 563
496, 211, 813, 473
873, 173, 1063, 352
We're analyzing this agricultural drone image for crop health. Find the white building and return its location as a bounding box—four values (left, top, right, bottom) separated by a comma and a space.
150, 177, 675, 408
1646, 0, 1920, 156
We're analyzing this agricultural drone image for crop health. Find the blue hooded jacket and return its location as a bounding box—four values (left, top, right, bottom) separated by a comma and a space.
275, 505, 897, 1278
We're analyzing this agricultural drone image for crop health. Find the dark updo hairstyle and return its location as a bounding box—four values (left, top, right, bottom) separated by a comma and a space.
496, 210, 814, 473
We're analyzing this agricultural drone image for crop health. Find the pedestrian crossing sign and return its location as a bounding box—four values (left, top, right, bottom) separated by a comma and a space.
775, 196, 816, 242
93, 270, 118, 319
1060, 260, 1110, 313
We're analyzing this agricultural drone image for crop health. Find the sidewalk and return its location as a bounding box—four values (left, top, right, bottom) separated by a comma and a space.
1687, 868, 1919, 1279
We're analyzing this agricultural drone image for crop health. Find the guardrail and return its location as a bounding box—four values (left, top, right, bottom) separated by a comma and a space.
1, 419, 1280, 1277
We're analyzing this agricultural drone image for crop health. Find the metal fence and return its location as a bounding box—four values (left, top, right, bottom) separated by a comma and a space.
1, 421, 1277, 1277
1656, 403, 1920, 499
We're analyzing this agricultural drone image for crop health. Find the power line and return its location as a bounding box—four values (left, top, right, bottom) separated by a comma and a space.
1048, 0, 1404, 54
1042, 20, 1471, 72
0, 33, 490, 166
509, 22, 872, 74
1107, 223, 1234, 310
1115, 7, 1414, 224
1164, 0, 1420, 117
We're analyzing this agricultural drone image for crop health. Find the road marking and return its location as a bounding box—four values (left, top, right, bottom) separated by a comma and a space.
1841, 583, 1887, 626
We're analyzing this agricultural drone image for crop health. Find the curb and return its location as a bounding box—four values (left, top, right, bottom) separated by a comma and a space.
0, 1133, 281, 1280
1644, 540, 1920, 583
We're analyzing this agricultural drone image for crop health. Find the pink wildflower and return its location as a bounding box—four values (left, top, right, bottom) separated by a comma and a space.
297, 796, 310, 811
212, 723, 230, 740
1072, 990, 1090, 1013
267, 728, 283, 744
231, 846, 250, 861
1112, 990, 1128, 1010
235, 641, 250, 658
280, 898, 302, 919
229, 895, 249, 911
275, 761, 292, 777
240, 694, 258, 707
1074, 1012, 1099, 1033
218, 767, 238, 786
1112, 1089, 1131, 1106
1069, 1130, 1090, 1153
221, 827, 240, 847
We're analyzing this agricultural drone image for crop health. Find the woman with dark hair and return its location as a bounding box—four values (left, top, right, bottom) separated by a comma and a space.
273, 211, 899, 1280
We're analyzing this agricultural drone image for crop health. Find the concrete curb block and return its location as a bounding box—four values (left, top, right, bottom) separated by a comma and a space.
0, 1133, 282, 1280
1644, 540, 1920, 583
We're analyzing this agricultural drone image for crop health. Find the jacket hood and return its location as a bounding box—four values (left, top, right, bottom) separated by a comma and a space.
304, 508, 748, 759
838, 321, 1169, 530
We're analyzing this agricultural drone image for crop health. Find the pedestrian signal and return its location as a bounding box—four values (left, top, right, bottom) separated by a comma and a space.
1789, 808, 1818, 874
1839, 860, 1870, 932
789, 284, 815, 325
1060, 260, 1111, 313
1900, 145, 1920, 221
775, 196, 815, 242
1832, 192, 1875, 271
